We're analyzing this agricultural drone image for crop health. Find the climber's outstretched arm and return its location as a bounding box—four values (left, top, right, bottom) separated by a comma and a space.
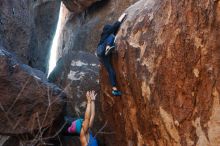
89, 91, 96, 128
81, 91, 92, 134
109, 13, 127, 35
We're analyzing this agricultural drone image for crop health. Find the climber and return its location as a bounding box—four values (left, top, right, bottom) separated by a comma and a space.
96, 13, 127, 96
64, 90, 98, 146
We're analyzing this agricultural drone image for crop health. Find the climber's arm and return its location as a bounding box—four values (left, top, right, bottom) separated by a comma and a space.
81, 91, 92, 134
109, 13, 127, 35
89, 91, 96, 128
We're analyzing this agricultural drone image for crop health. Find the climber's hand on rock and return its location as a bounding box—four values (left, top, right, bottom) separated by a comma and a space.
90, 90, 97, 101
118, 13, 127, 22
86, 91, 92, 102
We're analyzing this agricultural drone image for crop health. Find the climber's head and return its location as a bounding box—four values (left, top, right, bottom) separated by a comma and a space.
68, 118, 83, 134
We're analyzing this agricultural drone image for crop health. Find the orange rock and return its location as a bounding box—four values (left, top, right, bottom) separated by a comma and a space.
100, 0, 220, 145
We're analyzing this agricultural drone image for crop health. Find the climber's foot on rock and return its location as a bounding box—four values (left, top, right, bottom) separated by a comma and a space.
112, 90, 122, 96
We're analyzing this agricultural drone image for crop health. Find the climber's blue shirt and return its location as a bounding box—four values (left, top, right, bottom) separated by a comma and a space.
87, 132, 98, 146
98, 21, 121, 46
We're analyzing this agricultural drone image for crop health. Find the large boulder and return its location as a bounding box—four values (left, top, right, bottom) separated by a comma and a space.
100, 0, 220, 145
62, 0, 98, 12
0, 0, 61, 72
0, 46, 65, 137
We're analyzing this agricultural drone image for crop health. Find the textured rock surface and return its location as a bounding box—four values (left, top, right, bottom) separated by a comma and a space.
0, 0, 60, 72
100, 0, 220, 145
62, 0, 98, 12
0, 46, 65, 136
0, 136, 19, 146
49, 0, 138, 145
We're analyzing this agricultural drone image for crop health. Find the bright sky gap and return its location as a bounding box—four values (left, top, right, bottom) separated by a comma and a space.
47, 3, 63, 77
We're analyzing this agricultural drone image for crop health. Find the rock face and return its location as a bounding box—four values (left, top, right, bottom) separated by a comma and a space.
62, 0, 98, 12
0, 0, 61, 72
0, 46, 65, 140
0, 136, 19, 146
49, 0, 138, 145
100, 0, 220, 145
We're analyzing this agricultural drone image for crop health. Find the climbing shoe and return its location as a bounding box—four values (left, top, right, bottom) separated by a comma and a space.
105, 45, 115, 56
112, 90, 122, 96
